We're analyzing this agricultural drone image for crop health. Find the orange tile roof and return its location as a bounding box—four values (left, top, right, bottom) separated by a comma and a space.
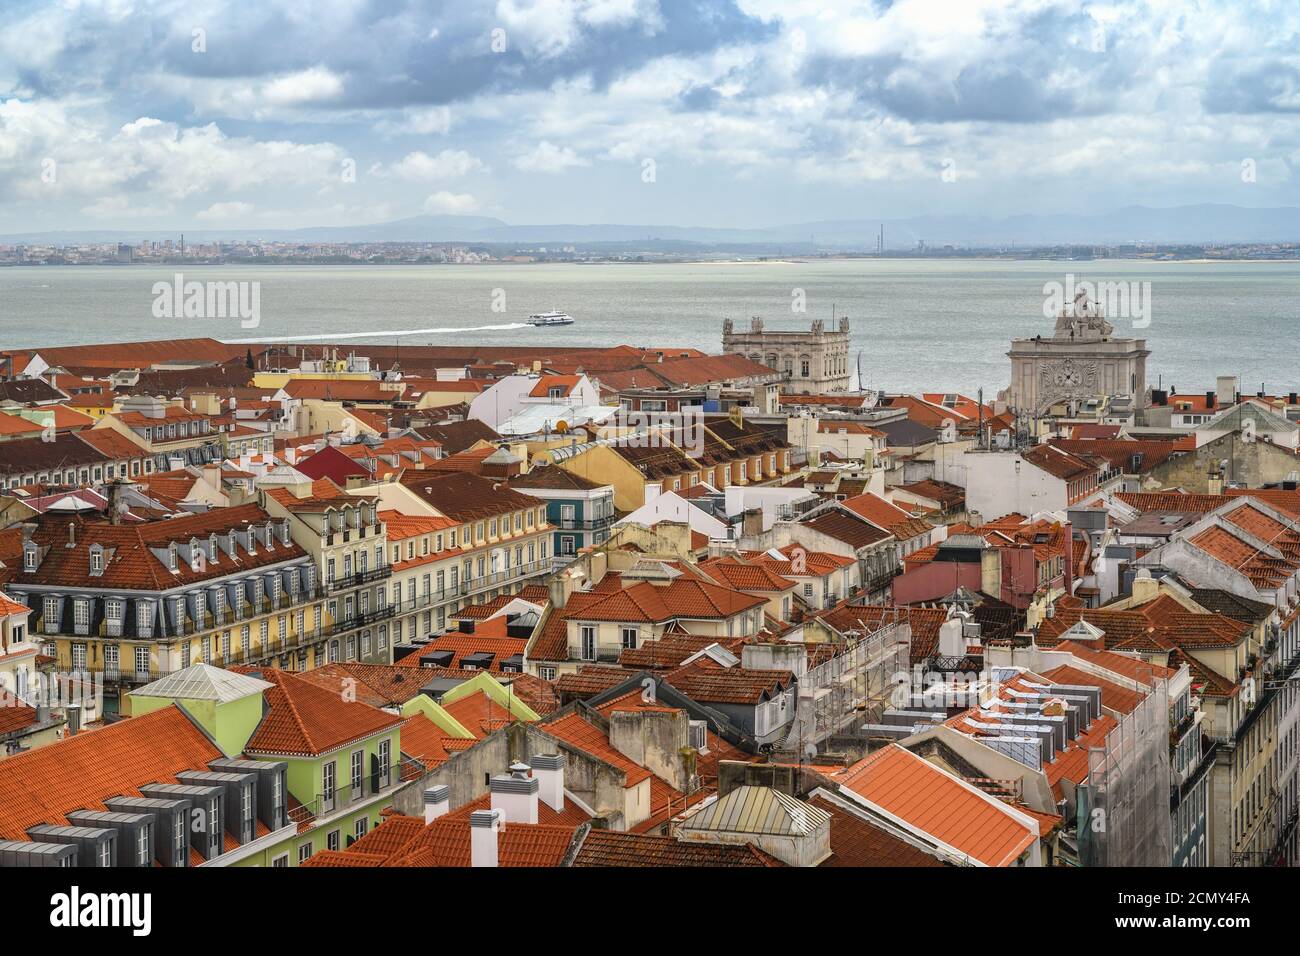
542, 711, 652, 786
573, 828, 781, 866
398, 713, 460, 770
1042, 714, 1118, 800
293, 661, 442, 707
12, 503, 307, 591
411, 631, 527, 672
0, 706, 225, 840
441, 691, 515, 739
561, 576, 765, 625
0, 592, 31, 618
836, 745, 1038, 867
392, 819, 579, 866
745, 544, 855, 577
1038, 664, 1146, 715
528, 374, 583, 398
243, 668, 403, 757
1191, 523, 1297, 587
1051, 640, 1177, 684
664, 659, 793, 705
698, 556, 796, 593
280, 380, 399, 402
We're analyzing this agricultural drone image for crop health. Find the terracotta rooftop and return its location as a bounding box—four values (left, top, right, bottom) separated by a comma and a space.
242, 668, 403, 757
800, 510, 891, 549
835, 745, 1038, 867
11, 503, 306, 591
0, 706, 224, 840
664, 659, 793, 705
572, 828, 781, 867
542, 711, 653, 786
809, 794, 946, 867
399, 470, 544, 523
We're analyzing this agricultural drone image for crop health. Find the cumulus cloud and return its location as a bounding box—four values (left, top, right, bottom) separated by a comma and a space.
423, 191, 480, 213
3, 0, 1299, 229
196, 200, 256, 220
512, 141, 590, 173
385, 149, 484, 181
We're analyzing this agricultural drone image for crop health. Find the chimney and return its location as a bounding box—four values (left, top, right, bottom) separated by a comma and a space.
423, 784, 450, 823
741, 507, 765, 538
1216, 375, 1237, 408
1131, 568, 1160, 604
66, 523, 76, 548
938, 616, 965, 658
469, 809, 503, 867
490, 762, 539, 824
547, 576, 568, 610
1207, 469, 1225, 495
531, 753, 566, 813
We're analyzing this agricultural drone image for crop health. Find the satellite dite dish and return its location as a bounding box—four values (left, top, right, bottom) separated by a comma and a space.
555, 420, 569, 433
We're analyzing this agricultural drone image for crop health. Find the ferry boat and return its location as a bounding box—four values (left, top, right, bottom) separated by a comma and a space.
526, 311, 574, 327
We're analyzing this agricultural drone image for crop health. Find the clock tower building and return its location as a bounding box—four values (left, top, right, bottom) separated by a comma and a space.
1006, 292, 1150, 419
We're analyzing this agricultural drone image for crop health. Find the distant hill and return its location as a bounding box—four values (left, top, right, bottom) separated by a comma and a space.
4, 204, 1298, 248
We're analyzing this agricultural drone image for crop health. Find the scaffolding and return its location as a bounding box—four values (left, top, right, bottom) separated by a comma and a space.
1076, 671, 1172, 867
779, 618, 911, 755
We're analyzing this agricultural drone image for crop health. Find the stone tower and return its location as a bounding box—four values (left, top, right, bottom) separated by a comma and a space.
1007, 292, 1149, 416
722, 315, 851, 395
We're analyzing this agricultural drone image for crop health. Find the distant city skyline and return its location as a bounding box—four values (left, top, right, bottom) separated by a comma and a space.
2, 1, 1298, 233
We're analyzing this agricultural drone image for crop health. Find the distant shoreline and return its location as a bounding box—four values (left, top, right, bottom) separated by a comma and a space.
4, 256, 1300, 268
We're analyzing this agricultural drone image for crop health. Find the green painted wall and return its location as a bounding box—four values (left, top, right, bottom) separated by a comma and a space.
128, 692, 264, 756
234, 728, 403, 867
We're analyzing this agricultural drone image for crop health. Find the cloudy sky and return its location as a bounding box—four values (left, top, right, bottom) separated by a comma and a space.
1, 0, 1297, 232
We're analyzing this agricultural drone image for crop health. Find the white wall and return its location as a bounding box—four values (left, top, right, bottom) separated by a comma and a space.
616, 491, 728, 539
723, 486, 817, 531
960, 450, 1067, 522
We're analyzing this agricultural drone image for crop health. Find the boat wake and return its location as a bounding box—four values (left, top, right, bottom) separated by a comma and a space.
229, 322, 530, 343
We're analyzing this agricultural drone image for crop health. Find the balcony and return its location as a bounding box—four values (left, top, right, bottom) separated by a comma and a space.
330, 605, 396, 634
554, 515, 615, 531
325, 565, 393, 594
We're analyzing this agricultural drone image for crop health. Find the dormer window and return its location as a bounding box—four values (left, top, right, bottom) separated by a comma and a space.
23, 544, 36, 571
89, 546, 104, 574
168, 544, 178, 572
264, 522, 275, 548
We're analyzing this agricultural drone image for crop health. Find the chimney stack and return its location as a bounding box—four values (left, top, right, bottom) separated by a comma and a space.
547, 576, 568, 610
490, 762, 539, 824
469, 809, 504, 867
531, 753, 566, 813
1216, 375, 1238, 409
423, 784, 450, 823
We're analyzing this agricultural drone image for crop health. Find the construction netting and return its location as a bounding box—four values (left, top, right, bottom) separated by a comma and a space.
1076, 671, 1172, 867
